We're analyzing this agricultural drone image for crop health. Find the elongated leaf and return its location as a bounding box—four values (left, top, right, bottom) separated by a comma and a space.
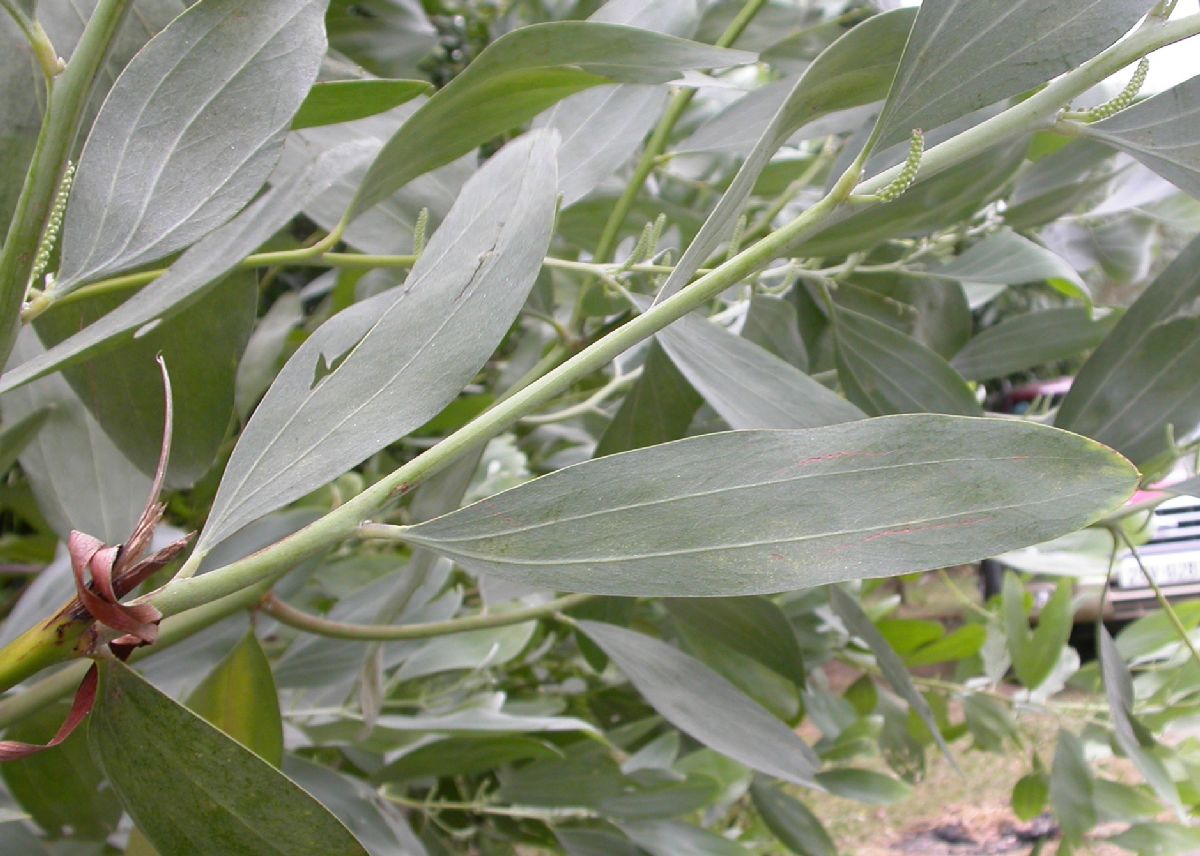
1081, 75, 1200, 199
750, 780, 835, 856
235, 292, 305, 419
743, 295, 808, 369
673, 621, 800, 722
579, 621, 818, 786
621, 819, 750, 856
326, 0, 436, 79
0, 140, 377, 396
0, 15, 44, 234
56, 0, 328, 290
534, 0, 696, 208
1002, 575, 1072, 690
654, 9, 915, 302
595, 342, 703, 456
815, 768, 910, 804
285, 756, 427, 856
659, 311, 864, 429
952, 308, 1118, 381
2, 331, 150, 542
1109, 823, 1200, 855
348, 22, 752, 217
187, 631, 283, 767
404, 415, 1136, 597
34, 271, 257, 488
1056, 235, 1200, 471
375, 735, 560, 783
930, 228, 1089, 303
198, 132, 557, 551
869, 0, 1157, 150
557, 826, 641, 856
1097, 626, 1181, 815
89, 660, 368, 856
1050, 729, 1096, 843
0, 408, 48, 475
828, 587, 953, 764
292, 79, 432, 130
666, 596, 806, 685
833, 307, 980, 416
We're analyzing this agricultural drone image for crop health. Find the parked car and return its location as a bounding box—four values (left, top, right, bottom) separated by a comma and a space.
980, 379, 1200, 622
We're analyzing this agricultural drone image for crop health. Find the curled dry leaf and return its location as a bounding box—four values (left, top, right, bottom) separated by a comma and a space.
0, 357, 190, 762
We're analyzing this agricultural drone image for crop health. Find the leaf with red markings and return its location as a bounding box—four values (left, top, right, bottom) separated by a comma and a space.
402, 415, 1136, 596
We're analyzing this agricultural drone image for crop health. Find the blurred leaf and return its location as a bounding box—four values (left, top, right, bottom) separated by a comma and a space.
1050, 729, 1096, 844
666, 597, 806, 686
394, 620, 536, 683
186, 630, 283, 767
235, 292, 305, 419
673, 620, 801, 722
869, 0, 1156, 150
285, 756, 428, 856
621, 819, 751, 855
1109, 823, 1200, 855
1012, 772, 1049, 822
595, 342, 703, 456
833, 305, 981, 416
57, 0, 327, 290
814, 768, 910, 804
1093, 778, 1163, 823
904, 624, 986, 668
743, 295, 808, 370
829, 588, 953, 764
1097, 625, 1181, 815
89, 660, 368, 855
750, 780, 835, 856
659, 310, 864, 429
578, 620, 819, 786
404, 415, 1136, 596
349, 22, 753, 217
963, 694, 1020, 751
292, 80, 432, 130
1056, 234, 1200, 472
326, 0, 436, 79
1004, 139, 1118, 229
556, 825, 641, 856
200, 132, 557, 551
375, 735, 560, 783
952, 308, 1118, 381
1002, 575, 1072, 690
0, 408, 48, 475
930, 228, 1090, 305
34, 270, 257, 488
1081, 75, 1200, 199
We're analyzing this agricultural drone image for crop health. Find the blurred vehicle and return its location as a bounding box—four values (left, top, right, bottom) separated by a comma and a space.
980, 379, 1200, 622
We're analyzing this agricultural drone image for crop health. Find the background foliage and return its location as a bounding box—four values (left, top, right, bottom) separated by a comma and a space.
0, 0, 1199, 853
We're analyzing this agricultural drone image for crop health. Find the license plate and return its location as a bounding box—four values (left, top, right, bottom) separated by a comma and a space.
1117, 554, 1200, 589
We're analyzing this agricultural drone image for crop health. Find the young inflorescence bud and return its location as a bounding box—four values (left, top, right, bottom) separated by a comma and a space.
876, 129, 924, 203
412, 206, 429, 257
28, 160, 75, 290
1085, 58, 1149, 120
